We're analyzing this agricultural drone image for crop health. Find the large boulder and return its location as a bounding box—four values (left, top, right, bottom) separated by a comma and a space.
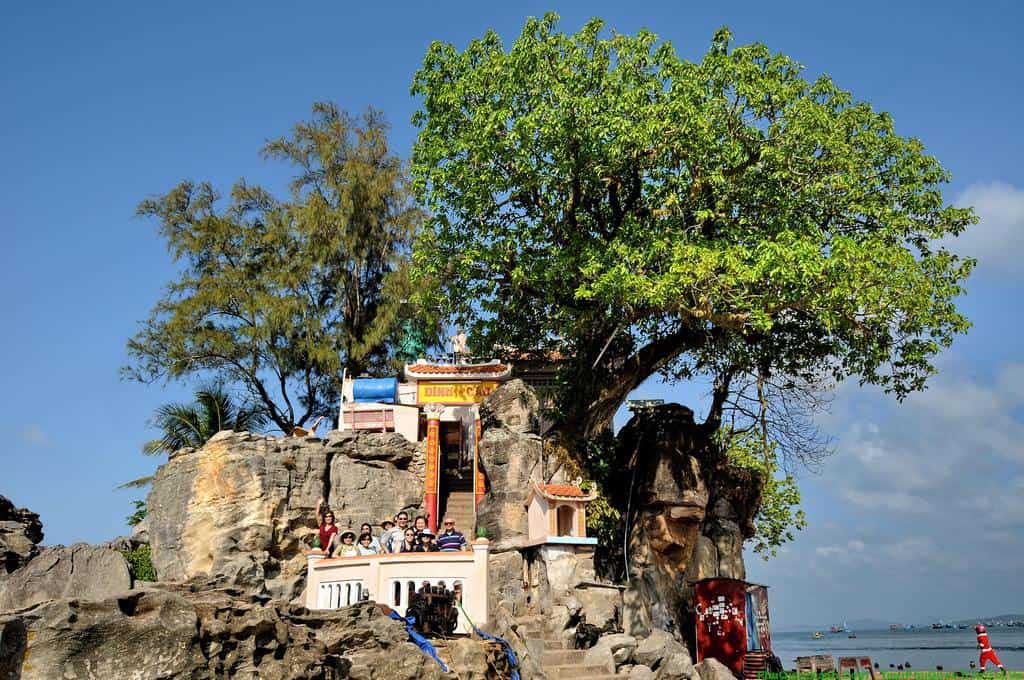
634, 628, 690, 669
695, 657, 737, 680
476, 380, 542, 552
2, 590, 207, 679
326, 453, 422, 532
147, 430, 422, 584
0, 494, 43, 573
2, 586, 464, 680
584, 632, 637, 667
657, 651, 698, 680
0, 543, 131, 610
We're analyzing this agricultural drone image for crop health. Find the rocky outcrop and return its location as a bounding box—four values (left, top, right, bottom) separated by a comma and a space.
0, 543, 132, 610
476, 380, 542, 552
147, 430, 422, 585
1, 585, 468, 680
0, 494, 43, 573
613, 404, 761, 642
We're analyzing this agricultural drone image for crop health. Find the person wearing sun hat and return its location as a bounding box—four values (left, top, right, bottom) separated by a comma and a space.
419, 528, 439, 552
336, 530, 359, 557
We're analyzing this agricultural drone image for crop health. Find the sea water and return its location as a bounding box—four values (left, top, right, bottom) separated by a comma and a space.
772, 628, 1024, 672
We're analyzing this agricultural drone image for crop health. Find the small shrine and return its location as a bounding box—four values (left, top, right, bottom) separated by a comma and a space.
524, 482, 597, 547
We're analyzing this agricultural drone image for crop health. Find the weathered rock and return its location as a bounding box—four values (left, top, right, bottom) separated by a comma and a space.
479, 378, 540, 434
147, 430, 421, 584
476, 381, 542, 552
684, 535, 719, 583
0, 494, 43, 573
487, 604, 546, 680
325, 430, 416, 467
488, 549, 526, 616
657, 650, 698, 679
132, 513, 151, 545
0, 543, 132, 610
4, 590, 207, 679
574, 583, 622, 629
584, 632, 637, 667
613, 404, 762, 637
448, 637, 491, 679
634, 628, 690, 669
582, 636, 616, 671
327, 453, 422, 533
631, 664, 657, 680
695, 657, 737, 680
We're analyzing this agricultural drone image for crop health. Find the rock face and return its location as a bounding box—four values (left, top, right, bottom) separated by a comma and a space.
1, 586, 471, 680
613, 404, 761, 642
0, 494, 43, 573
147, 430, 422, 584
0, 543, 132, 610
476, 380, 542, 553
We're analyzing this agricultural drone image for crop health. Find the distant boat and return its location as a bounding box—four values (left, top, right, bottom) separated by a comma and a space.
830, 625, 843, 634
890, 624, 899, 631
813, 631, 823, 639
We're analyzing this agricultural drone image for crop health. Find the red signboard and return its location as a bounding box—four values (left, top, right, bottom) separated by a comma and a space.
695, 579, 748, 677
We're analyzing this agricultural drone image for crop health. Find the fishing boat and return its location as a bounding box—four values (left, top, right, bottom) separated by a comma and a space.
890, 624, 899, 631
829, 625, 843, 634
813, 631, 823, 639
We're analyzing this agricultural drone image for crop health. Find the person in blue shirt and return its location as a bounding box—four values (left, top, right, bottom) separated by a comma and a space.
436, 517, 468, 552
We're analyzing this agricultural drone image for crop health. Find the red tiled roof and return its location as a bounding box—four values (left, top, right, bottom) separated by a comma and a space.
408, 363, 509, 375
538, 484, 588, 498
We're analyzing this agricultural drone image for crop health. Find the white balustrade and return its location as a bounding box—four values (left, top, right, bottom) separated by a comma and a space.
305, 541, 490, 634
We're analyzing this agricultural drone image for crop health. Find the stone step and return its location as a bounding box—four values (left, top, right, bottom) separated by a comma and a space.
542, 664, 615, 678
541, 649, 587, 666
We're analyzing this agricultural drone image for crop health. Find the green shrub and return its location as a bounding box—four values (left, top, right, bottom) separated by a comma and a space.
121, 544, 156, 582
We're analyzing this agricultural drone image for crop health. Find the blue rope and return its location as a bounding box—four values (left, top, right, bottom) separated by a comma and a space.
387, 610, 450, 673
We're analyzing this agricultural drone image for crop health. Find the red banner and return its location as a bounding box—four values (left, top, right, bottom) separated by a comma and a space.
695, 579, 748, 677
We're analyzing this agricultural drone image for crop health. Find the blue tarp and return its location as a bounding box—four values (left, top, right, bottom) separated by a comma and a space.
352, 377, 397, 403
387, 610, 450, 673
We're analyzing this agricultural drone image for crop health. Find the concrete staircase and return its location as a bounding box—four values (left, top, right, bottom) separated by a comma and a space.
440, 473, 476, 533
515, 614, 620, 679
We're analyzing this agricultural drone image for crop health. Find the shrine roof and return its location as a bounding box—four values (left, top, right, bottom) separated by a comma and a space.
404, 361, 512, 380
527, 482, 597, 504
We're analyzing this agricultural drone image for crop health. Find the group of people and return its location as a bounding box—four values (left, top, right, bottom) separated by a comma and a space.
315, 498, 469, 558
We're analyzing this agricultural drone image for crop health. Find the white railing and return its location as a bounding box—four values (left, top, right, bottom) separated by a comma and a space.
305, 540, 490, 634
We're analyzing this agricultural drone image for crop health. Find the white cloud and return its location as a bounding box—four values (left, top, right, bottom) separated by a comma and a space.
21, 425, 49, 447
946, 182, 1024, 278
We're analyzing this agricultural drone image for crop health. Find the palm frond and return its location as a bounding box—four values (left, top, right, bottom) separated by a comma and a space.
118, 475, 154, 489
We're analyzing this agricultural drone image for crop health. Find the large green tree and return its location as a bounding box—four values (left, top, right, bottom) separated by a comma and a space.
126, 103, 425, 432
410, 15, 975, 445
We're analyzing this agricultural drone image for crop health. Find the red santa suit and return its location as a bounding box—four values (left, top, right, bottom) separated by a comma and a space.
977, 630, 1003, 670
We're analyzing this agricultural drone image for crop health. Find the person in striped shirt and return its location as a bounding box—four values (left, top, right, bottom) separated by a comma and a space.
436, 517, 468, 552
975, 625, 1006, 674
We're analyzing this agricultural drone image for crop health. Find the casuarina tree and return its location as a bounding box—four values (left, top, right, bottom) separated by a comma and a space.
409, 15, 976, 552
126, 103, 428, 432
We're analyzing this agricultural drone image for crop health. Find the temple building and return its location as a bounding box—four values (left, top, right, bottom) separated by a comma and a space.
339, 358, 513, 532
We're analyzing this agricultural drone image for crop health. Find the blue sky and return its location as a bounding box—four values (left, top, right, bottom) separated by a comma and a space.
3, 2, 1022, 627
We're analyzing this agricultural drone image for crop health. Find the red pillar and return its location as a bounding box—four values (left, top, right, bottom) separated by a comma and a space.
474, 417, 485, 506
424, 416, 440, 532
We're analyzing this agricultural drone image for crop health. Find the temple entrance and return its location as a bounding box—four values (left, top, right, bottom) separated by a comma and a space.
437, 420, 476, 534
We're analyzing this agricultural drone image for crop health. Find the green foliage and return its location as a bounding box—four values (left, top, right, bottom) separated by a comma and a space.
410, 14, 976, 440
141, 383, 266, 456
475, 526, 489, 539
126, 103, 430, 432
126, 499, 147, 527
725, 432, 807, 557
121, 544, 156, 582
